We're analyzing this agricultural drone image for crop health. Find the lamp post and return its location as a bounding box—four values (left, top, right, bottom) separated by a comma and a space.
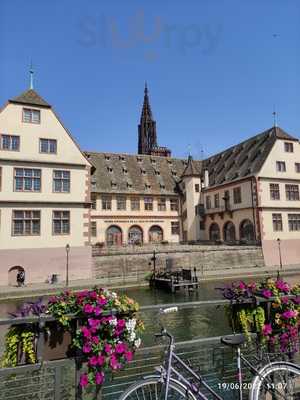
277, 238, 282, 279
65, 244, 70, 287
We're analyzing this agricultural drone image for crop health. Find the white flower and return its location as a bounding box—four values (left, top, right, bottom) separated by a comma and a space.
134, 338, 141, 348
109, 317, 117, 327
111, 292, 117, 299
126, 318, 136, 331
129, 331, 136, 341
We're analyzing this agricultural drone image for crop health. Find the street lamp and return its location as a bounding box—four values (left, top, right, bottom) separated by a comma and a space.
277, 238, 282, 278
65, 244, 70, 287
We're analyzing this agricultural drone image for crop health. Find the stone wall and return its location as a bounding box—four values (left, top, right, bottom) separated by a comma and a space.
92, 244, 265, 285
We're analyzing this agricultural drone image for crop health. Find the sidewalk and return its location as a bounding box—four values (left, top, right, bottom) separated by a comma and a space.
0, 279, 147, 301
0, 264, 299, 301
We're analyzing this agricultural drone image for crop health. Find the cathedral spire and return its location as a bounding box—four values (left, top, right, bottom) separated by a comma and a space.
137, 83, 172, 157
138, 83, 157, 154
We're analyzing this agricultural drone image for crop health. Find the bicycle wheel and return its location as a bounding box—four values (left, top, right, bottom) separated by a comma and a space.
249, 362, 300, 400
119, 376, 197, 400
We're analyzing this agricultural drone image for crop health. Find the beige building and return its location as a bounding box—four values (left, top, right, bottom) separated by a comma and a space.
0, 88, 92, 285
86, 152, 195, 246
87, 126, 300, 269
200, 126, 300, 267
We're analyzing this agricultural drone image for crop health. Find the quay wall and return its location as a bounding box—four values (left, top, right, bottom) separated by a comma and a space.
92, 244, 265, 285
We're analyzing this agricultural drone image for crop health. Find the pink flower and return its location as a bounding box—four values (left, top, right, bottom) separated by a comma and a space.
276, 280, 290, 293
95, 371, 104, 385
104, 344, 112, 354
83, 304, 94, 313
282, 310, 298, 319
97, 355, 105, 366
238, 281, 246, 290
281, 296, 289, 304
88, 318, 100, 329
117, 319, 126, 329
124, 351, 133, 361
262, 289, 272, 298
262, 324, 272, 336
98, 297, 107, 306
110, 354, 120, 370
94, 306, 103, 316
81, 326, 91, 338
92, 336, 100, 344
89, 355, 99, 366
89, 291, 97, 300
79, 373, 89, 387
115, 343, 127, 354
83, 344, 92, 353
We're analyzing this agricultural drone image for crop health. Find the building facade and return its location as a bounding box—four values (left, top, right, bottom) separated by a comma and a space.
0, 89, 92, 285
88, 125, 300, 269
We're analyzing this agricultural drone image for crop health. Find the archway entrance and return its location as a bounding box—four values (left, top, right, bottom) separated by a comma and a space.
106, 225, 123, 246
128, 225, 143, 245
149, 225, 163, 243
223, 221, 236, 242
240, 219, 255, 242
8, 266, 25, 286
209, 223, 221, 241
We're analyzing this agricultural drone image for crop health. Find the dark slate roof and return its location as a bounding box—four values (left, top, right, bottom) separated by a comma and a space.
182, 155, 201, 177
85, 152, 202, 195
203, 126, 299, 188
9, 89, 51, 108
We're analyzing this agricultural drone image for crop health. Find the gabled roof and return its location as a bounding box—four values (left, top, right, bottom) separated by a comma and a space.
181, 155, 201, 178
9, 89, 51, 108
203, 126, 298, 188
85, 152, 202, 195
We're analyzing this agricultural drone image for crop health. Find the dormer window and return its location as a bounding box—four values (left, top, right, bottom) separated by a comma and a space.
167, 160, 172, 165
151, 158, 156, 164
127, 182, 132, 188
105, 155, 110, 161
284, 142, 294, 153
107, 167, 113, 173
137, 157, 142, 163
155, 170, 160, 175
111, 181, 117, 189
171, 170, 177, 176
40, 138, 57, 154
145, 184, 151, 190
23, 108, 40, 124
141, 169, 146, 175
123, 168, 128, 174
119, 155, 125, 161
160, 184, 165, 190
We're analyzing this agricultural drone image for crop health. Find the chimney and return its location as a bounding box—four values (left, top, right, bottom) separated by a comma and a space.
204, 169, 209, 188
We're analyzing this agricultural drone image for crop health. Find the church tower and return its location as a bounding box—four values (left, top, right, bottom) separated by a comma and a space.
138, 84, 171, 157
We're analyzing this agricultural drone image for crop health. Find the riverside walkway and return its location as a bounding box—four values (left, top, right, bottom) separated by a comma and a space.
0, 263, 300, 301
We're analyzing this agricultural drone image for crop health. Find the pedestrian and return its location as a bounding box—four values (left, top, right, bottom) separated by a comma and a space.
17, 270, 25, 287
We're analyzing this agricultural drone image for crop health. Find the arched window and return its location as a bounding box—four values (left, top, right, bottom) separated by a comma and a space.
240, 219, 255, 242
149, 225, 163, 243
223, 221, 236, 242
8, 266, 25, 286
106, 225, 123, 246
209, 223, 220, 241
128, 225, 143, 245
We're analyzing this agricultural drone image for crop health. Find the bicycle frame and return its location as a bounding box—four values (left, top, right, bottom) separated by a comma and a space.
160, 332, 266, 400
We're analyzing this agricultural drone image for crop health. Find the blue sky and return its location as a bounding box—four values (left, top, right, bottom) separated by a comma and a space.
1, 1, 299, 159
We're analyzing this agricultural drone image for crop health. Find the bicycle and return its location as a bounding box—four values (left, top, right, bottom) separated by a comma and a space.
119, 307, 300, 400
